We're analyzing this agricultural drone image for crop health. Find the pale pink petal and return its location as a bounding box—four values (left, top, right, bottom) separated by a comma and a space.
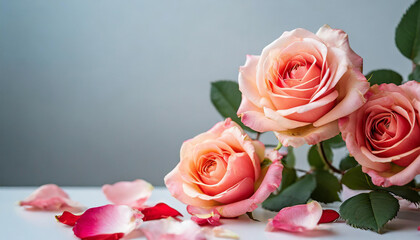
19, 184, 81, 211
211, 227, 239, 239
316, 24, 363, 71
267, 201, 323, 233
73, 205, 143, 239
315, 69, 369, 127
274, 120, 339, 147
102, 179, 153, 208
141, 219, 206, 240
189, 207, 221, 226
238, 55, 262, 108
364, 154, 420, 187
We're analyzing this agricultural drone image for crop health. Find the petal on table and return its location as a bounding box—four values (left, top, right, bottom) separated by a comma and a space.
102, 179, 153, 208
56, 211, 81, 226
188, 207, 221, 226
141, 218, 206, 240
211, 227, 239, 239
19, 184, 82, 211
267, 201, 322, 232
73, 205, 143, 240
318, 209, 339, 224
141, 203, 183, 221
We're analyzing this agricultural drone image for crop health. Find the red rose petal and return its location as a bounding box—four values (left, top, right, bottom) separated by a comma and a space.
72, 205, 143, 240
318, 209, 340, 224
56, 211, 81, 226
418, 225, 420, 231
81, 233, 124, 240
141, 203, 183, 221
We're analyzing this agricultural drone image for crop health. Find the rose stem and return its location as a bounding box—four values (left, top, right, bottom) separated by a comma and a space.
255, 132, 261, 140
316, 142, 344, 175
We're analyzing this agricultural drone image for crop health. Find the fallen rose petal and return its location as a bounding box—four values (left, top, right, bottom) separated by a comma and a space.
56, 211, 81, 226
73, 205, 143, 240
81, 233, 124, 240
141, 218, 206, 240
141, 203, 183, 221
189, 208, 221, 226
102, 179, 153, 208
212, 227, 239, 239
19, 184, 81, 211
318, 209, 339, 224
267, 201, 323, 233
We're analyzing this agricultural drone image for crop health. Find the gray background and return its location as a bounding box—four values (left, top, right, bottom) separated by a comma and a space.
0, 0, 415, 186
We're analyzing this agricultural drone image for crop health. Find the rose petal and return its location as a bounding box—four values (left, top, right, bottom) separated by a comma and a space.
19, 184, 82, 211
275, 120, 339, 147
267, 201, 323, 232
185, 158, 283, 218
141, 203, 183, 221
102, 179, 153, 208
56, 211, 81, 226
212, 227, 239, 239
318, 209, 340, 224
188, 207, 222, 226
81, 233, 125, 240
141, 218, 206, 240
73, 205, 143, 240
316, 24, 363, 71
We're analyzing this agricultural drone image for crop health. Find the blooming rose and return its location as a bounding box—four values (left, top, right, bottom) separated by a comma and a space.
339, 81, 420, 187
237, 25, 369, 147
164, 118, 283, 218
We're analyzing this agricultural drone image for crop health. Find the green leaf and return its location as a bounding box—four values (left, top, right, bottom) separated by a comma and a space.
366, 69, 403, 86
282, 146, 295, 168
262, 174, 316, 211
342, 166, 374, 190
324, 134, 346, 148
210, 80, 256, 133
311, 170, 341, 203
408, 64, 420, 82
381, 185, 420, 204
395, 0, 420, 64
278, 166, 297, 192
339, 155, 358, 171
340, 191, 400, 232
307, 143, 333, 170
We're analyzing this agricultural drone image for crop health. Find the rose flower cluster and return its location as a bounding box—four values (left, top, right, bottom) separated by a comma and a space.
165, 24, 419, 222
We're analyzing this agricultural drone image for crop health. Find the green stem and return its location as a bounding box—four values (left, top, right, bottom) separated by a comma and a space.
255, 132, 261, 141
274, 142, 282, 151
316, 142, 343, 175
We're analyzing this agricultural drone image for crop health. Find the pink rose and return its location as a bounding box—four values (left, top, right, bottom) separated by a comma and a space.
237, 25, 369, 147
339, 81, 420, 187
164, 118, 283, 218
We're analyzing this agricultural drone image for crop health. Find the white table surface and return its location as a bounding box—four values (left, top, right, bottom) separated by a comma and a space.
1, 186, 419, 240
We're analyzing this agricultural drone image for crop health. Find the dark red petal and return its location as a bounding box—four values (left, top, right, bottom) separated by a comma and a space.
82, 233, 124, 240
418, 225, 420, 231
55, 211, 81, 226
318, 209, 340, 224
141, 203, 183, 221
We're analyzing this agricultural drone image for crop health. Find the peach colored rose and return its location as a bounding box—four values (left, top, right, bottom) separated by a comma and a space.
237, 25, 369, 147
339, 81, 420, 187
164, 118, 283, 218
